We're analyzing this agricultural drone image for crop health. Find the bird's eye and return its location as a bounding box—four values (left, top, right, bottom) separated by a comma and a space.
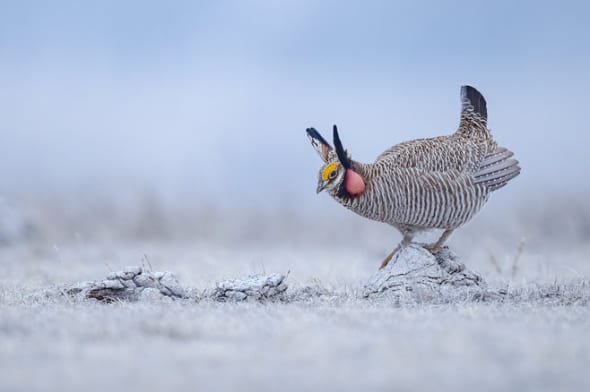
329, 170, 337, 179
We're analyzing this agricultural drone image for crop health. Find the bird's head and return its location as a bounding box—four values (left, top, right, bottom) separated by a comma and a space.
316, 160, 346, 194
306, 125, 366, 196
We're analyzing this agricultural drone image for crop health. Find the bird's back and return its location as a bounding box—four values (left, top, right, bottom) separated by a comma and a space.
374, 134, 491, 174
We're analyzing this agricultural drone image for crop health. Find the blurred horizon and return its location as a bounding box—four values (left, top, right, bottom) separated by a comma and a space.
1, 0, 589, 214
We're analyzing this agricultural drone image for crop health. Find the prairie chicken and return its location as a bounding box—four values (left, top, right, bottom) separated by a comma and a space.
306, 85, 520, 269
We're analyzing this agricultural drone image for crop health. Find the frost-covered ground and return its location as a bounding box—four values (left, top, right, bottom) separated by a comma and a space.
2, 243, 590, 391
1, 198, 590, 391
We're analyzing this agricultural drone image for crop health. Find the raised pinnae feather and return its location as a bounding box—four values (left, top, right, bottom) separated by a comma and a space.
333, 125, 351, 169
306, 127, 331, 148
306, 127, 332, 162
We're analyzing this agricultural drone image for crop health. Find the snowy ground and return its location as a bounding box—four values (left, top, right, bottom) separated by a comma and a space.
1, 242, 589, 391
1, 198, 590, 391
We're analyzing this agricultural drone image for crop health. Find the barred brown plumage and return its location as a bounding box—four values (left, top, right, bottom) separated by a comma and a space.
306, 85, 520, 269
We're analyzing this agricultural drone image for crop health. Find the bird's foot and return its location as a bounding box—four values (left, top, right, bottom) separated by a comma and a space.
423, 244, 463, 271
423, 243, 443, 256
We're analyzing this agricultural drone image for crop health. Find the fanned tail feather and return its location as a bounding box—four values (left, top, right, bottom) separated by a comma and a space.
461, 85, 487, 121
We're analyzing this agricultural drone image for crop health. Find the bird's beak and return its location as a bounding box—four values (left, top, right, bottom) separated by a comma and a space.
316, 179, 327, 194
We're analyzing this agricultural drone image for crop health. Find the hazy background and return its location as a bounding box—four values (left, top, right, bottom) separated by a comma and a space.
1, 5, 590, 391
0, 0, 589, 246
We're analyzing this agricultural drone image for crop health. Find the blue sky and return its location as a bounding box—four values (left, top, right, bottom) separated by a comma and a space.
1, 0, 589, 206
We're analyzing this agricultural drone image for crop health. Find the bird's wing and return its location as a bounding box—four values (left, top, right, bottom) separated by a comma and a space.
472, 146, 520, 191
306, 127, 333, 163
373, 144, 519, 193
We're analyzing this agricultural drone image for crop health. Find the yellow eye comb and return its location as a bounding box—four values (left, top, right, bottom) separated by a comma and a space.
322, 162, 338, 181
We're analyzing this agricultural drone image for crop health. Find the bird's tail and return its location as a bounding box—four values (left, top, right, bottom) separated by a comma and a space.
456, 85, 490, 139
461, 85, 487, 122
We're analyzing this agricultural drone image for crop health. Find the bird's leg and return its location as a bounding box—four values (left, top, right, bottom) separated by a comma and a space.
379, 245, 399, 269
379, 234, 413, 269
425, 229, 454, 255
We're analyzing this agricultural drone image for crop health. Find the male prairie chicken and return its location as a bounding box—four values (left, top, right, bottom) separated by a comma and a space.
306, 85, 520, 268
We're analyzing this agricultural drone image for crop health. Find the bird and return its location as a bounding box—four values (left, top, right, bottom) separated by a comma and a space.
306, 85, 520, 269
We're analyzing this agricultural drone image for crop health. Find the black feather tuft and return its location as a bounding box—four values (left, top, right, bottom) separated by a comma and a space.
461, 85, 487, 121
306, 127, 331, 148
332, 125, 351, 169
